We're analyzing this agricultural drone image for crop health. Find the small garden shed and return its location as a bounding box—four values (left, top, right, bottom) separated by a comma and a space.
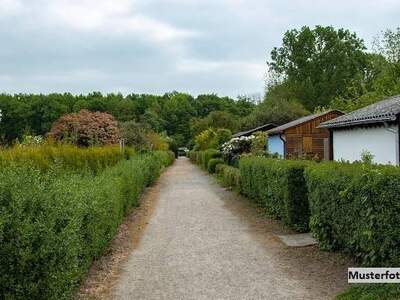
232, 123, 276, 138
267, 110, 343, 160
319, 95, 400, 165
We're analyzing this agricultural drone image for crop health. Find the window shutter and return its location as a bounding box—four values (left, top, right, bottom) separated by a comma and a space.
303, 137, 312, 153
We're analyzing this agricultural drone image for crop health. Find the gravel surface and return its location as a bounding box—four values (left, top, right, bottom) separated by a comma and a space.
111, 157, 348, 300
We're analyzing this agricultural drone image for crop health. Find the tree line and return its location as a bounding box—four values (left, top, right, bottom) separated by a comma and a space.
0, 92, 255, 147
1, 26, 399, 148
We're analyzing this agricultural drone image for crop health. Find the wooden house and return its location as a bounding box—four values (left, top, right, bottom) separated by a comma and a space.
267, 110, 343, 160
319, 95, 400, 165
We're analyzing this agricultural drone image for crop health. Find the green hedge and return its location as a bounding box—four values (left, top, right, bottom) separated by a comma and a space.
200, 150, 222, 169
0, 151, 174, 299
305, 162, 400, 266
0, 144, 131, 174
189, 150, 222, 170
337, 284, 400, 300
239, 157, 311, 232
216, 164, 240, 188
189, 151, 198, 163
207, 158, 224, 174
196, 151, 400, 267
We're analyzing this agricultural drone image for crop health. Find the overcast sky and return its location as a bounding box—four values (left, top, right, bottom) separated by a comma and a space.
0, 0, 399, 98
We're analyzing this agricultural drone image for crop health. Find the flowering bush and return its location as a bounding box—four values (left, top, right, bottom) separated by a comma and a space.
49, 110, 120, 147
221, 135, 254, 164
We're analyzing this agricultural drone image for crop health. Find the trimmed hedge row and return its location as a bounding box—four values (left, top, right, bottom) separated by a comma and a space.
0, 144, 133, 173
191, 153, 400, 266
215, 164, 240, 188
207, 158, 224, 174
190, 150, 240, 187
305, 162, 400, 266
0, 151, 174, 299
189, 150, 199, 164
239, 157, 311, 232
190, 150, 223, 170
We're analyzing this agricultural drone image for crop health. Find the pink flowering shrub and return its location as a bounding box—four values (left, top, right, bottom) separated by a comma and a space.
49, 110, 120, 146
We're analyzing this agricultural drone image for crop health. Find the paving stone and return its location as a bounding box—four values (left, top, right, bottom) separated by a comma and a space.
277, 233, 317, 247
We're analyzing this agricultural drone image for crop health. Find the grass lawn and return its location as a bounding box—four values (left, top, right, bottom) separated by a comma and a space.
337, 284, 400, 300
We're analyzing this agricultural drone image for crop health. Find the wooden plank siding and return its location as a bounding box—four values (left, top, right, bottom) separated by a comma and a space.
284, 111, 343, 160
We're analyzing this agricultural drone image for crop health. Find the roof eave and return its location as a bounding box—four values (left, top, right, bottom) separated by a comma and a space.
267, 130, 283, 136
319, 116, 397, 129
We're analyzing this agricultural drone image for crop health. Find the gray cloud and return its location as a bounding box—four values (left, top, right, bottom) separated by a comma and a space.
0, 0, 399, 97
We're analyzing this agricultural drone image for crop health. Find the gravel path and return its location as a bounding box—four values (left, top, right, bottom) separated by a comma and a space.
111, 157, 348, 300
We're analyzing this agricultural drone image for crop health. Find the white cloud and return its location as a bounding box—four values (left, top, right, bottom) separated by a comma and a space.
46, 0, 134, 31
1, 0, 400, 97
44, 0, 197, 44
176, 58, 265, 81
123, 16, 197, 43
0, 0, 22, 17
176, 59, 222, 73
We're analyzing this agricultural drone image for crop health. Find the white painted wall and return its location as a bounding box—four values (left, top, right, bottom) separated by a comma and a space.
333, 125, 399, 165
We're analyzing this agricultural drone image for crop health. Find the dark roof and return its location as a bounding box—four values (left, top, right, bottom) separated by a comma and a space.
267, 110, 342, 135
233, 123, 276, 138
319, 95, 400, 129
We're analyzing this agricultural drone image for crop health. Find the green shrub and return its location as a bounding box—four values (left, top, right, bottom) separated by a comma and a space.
207, 158, 224, 174
198, 149, 222, 169
0, 151, 174, 299
239, 157, 311, 232
305, 162, 400, 266
189, 151, 199, 163
119, 121, 170, 151
216, 164, 240, 187
337, 284, 400, 300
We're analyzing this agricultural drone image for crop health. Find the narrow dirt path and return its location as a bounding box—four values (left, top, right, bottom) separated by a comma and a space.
111, 157, 349, 300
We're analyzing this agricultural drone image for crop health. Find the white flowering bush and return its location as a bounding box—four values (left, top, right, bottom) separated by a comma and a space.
221, 135, 254, 165
222, 135, 254, 154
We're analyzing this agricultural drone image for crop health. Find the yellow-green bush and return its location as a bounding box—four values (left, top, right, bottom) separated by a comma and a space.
0, 151, 174, 299
0, 144, 130, 173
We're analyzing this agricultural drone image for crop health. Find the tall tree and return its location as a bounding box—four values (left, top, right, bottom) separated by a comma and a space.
331, 28, 400, 112
374, 27, 400, 63
268, 26, 369, 110
161, 92, 196, 146
190, 111, 239, 137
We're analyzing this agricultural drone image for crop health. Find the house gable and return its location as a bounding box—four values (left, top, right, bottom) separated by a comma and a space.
281, 110, 343, 159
